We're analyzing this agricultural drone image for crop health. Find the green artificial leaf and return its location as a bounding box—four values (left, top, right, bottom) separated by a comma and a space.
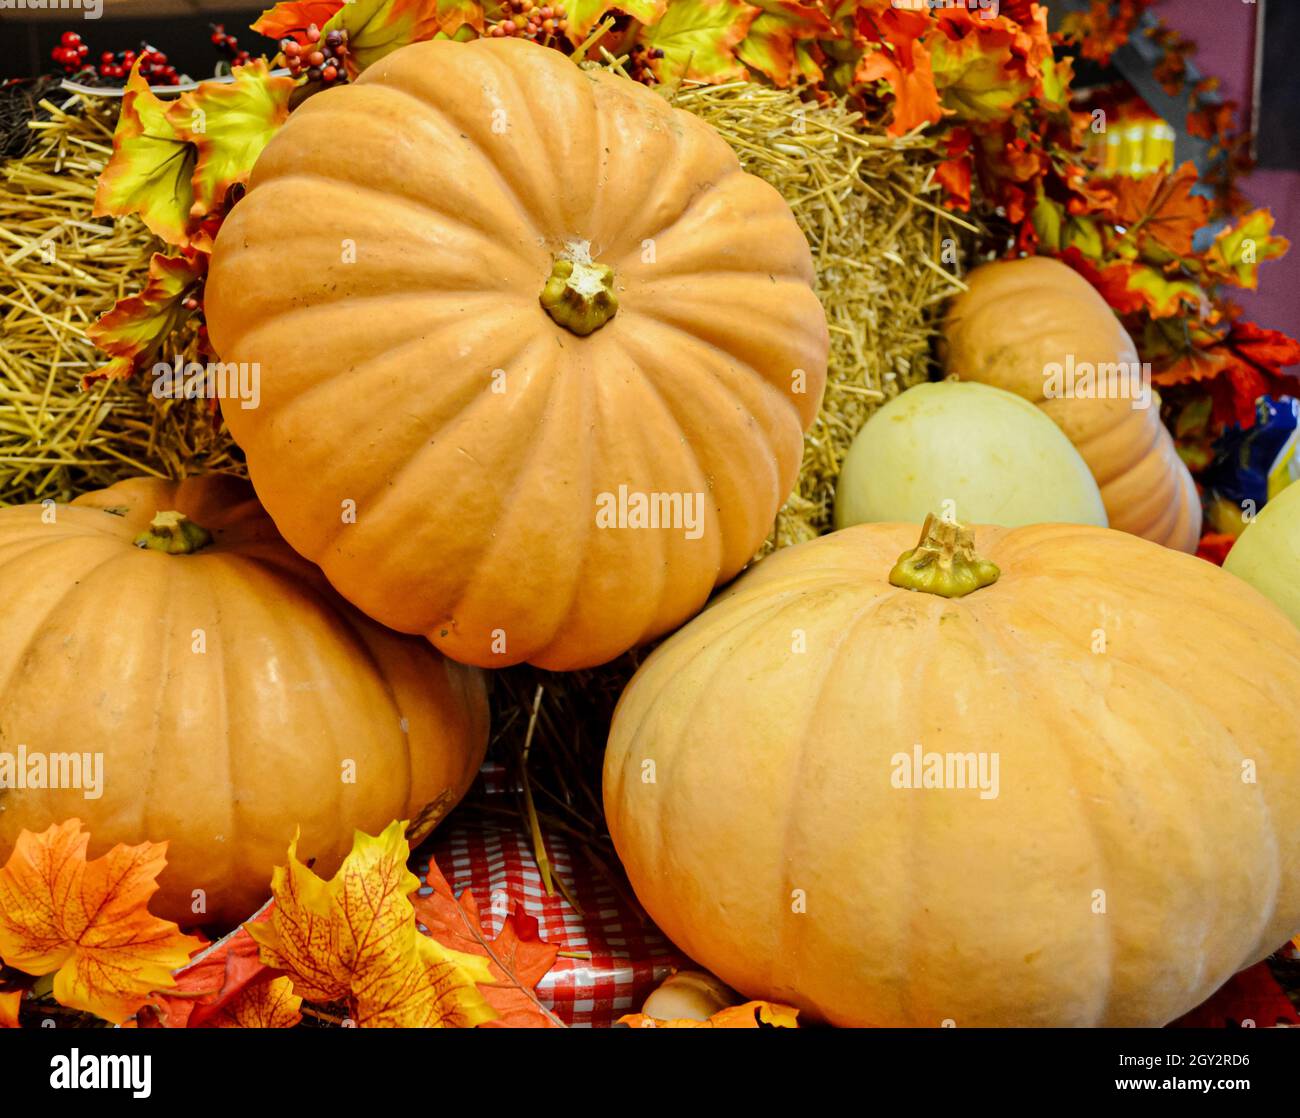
93, 63, 197, 246
171, 59, 294, 217
641, 0, 762, 84
735, 0, 833, 87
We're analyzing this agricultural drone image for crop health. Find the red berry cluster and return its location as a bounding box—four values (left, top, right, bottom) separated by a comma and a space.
486, 0, 568, 41
210, 24, 252, 68
51, 31, 90, 74
281, 25, 349, 85
52, 32, 182, 85
624, 42, 665, 86
101, 45, 179, 84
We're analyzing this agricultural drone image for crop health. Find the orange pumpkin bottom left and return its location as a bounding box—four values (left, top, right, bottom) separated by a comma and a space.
0, 476, 489, 928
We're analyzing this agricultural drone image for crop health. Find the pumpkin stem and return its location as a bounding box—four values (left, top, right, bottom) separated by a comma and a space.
540, 244, 618, 336
134, 510, 213, 555
888, 513, 1000, 599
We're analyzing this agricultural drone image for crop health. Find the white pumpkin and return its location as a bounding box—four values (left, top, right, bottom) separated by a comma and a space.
834, 380, 1108, 530
1225, 481, 1300, 630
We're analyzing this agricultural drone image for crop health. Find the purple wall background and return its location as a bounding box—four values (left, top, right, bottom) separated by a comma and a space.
1157, 0, 1299, 342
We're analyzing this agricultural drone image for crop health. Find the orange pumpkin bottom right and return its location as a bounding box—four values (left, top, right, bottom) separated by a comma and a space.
603, 518, 1300, 1027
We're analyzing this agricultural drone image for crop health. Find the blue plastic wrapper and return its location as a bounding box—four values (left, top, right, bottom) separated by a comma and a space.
1204, 396, 1300, 536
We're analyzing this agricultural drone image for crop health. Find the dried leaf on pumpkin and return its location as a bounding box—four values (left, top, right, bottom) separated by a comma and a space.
0, 820, 203, 1025
621, 1000, 800, 1028
246, 821, 496, 1028
411, 858, 562, 1027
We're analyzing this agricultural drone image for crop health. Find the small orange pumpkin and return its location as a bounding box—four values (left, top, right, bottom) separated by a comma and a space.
943, 256, 1201, 552
0, 476, 489, 926
205, 38, 828, 670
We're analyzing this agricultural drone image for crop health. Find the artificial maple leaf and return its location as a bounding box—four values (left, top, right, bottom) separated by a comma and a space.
85, 252, 206, 386
247, 822, 496, 1028
1059, 248, 1204, 320
734, 0, 834, 88
0, 820, 203, 1026
934, 126, 972, 211
252, 0, 346, 40
621, 1000, 800, 1028
170, 60, 293, 218
0, 990, 20, 1029
321, 0, 447, 75
208, 976, 302, 1028
93, 62, 197, 246
855, 39, 942, 136
927, 20, 1031, 124
411, 859, 562, 1028
641, 0, 761, 84
140, 901, 274, 1028
1203, 209, 1290, 291
1101, 162, 1210, 262
563, 0, 667, 45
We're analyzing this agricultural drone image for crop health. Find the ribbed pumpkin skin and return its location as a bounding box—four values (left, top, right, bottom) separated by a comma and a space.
943, 257, 1201, 552
0, 476, 488, 927
604, 522, 1300, 1026
205, 38, 828, 670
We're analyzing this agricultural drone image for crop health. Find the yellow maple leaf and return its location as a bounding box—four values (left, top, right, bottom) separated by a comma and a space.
209, 976, 302, 1028
247, 822, 495, 1028
621, 1000, 800, 1028
0, 820, 203, 1025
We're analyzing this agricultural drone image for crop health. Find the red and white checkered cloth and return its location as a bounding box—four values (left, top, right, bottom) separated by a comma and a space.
416, 773, 682, 1027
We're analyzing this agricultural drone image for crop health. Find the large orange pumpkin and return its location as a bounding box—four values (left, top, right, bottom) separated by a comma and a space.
0, 476, 488, 926
942, 256, 1201, 552
604, 515, 1300, 1026
205, 38, 828, 671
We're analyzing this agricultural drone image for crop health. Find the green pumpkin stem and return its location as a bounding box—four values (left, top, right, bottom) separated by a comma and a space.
889, 513, 1000, 599
134, 510, 213, 555
539, 256, 618, 336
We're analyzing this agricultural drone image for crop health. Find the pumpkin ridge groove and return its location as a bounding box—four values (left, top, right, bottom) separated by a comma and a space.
0, 536, 126, 716
249, 168, 542, 274
619, 587, 849, 971
435, 335, 571, 654
620, 308, 814, 428
240, 298, 532, 471
990, 588, 1276, 1022
346, 80, 545, 243
772, 591, 891, 1013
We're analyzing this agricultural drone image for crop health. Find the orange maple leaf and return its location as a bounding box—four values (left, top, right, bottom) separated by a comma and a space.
621, 1000, 800, 1028
246, 822, 496, 1028
140, 901, 275, 1028
0, 989, 20, 1029
1100, 162, 1211, 261
0, 821, 204, 1025
208, 975, 302, 1028
411, 859, 563, 1028
252, 0, 346, 41
856, 39, 943, 137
